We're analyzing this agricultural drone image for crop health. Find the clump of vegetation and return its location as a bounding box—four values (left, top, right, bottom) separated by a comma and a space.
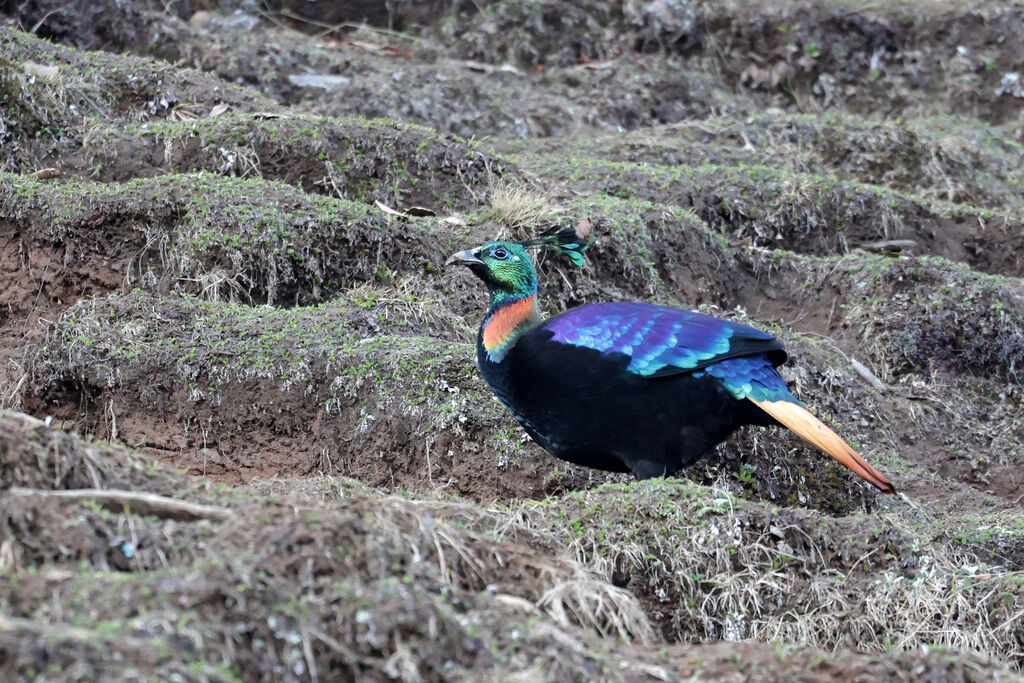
882, 262, 1024, 379
842, 258, 1024, 382
2, 414, 1019, 679
488, 175, 558, 239
513, 479, 1024, 665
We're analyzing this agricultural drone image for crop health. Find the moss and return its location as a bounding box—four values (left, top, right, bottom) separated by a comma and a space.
73, 111, 506, 210
743, 249, 1024, 382
1, 171, 469, 306
507, 109, 1024, 249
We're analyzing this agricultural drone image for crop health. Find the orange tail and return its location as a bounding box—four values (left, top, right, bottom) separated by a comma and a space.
749, 398, 896, 494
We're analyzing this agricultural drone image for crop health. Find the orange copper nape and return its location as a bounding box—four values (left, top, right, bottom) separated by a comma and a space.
483, 295, 538, 352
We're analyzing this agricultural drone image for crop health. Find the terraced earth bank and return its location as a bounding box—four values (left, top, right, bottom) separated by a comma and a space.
2, 1, 1024, 680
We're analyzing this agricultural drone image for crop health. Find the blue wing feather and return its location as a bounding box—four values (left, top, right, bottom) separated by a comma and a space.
694, 356, 797, 403
542, 302, 793, 400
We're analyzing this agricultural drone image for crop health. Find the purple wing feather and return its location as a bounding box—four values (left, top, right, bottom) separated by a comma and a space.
541, 302, 785, 377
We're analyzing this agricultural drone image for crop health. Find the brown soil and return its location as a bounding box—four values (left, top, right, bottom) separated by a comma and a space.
2, 1, 1024, 680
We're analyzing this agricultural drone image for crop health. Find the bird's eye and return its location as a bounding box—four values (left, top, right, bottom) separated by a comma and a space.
492, 246, 508, 259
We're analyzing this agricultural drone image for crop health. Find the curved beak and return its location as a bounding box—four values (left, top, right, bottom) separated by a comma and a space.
445, 249, 484, 267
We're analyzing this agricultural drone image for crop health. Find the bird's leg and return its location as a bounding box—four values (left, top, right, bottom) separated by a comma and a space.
631, 459, 671, 480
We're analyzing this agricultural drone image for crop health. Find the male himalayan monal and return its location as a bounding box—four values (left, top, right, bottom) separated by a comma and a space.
446, 223, 895, 493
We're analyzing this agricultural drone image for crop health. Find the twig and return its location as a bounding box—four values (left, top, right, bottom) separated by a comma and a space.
301, 627, 319, 683
7, 487, 234, 522
859, 239, 918, 255
30, 9, 62, 34
268, 8, 424, 43
30, 168, 61, 179
848, 357, 887, 393
20, 245, 56, 342
444, 59, 524, 76
800, 332, 888, 393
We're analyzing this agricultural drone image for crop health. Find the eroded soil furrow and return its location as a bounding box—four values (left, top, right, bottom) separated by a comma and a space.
518, 154, 1024, 279
24, 291, 624, 500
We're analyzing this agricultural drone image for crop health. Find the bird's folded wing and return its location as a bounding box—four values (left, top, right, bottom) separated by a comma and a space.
542, 302, 785, 377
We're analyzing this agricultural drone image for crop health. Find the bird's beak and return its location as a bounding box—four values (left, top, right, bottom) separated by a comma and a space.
445, 249, 484, 267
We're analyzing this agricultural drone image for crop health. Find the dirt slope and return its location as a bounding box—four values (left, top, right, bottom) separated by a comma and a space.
2, 1, 1024, 680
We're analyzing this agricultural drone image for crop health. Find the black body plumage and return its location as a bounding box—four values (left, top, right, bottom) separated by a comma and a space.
478, 325, 777, 478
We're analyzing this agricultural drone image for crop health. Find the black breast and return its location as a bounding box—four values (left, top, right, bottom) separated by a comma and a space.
478, 327, 763, 478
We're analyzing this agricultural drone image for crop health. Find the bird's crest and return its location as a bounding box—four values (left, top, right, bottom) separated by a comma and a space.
518, 218, 594, 266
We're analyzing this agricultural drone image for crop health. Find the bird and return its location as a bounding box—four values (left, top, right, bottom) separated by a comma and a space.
446, 226, 895, 493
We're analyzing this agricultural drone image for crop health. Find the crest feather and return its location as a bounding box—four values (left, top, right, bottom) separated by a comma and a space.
518, 218, 594, 266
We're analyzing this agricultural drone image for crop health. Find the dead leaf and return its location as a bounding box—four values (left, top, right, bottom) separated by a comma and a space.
22, 61, 59, 82
208, 103, 230, 118
574, 217, 592, 241
375, 200, 409, 218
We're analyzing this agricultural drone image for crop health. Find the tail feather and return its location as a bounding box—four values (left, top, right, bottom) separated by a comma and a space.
749, 398, 896, 494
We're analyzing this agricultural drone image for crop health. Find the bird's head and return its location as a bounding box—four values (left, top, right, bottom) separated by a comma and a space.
446, 241, 538, 302
446, 221, 594, 305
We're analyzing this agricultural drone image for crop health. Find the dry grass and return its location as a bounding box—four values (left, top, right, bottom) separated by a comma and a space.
2, 410, 1022, 678
193, 266, 254, 303
361, 495, 658, 644
538, 575, 657, 643
494, 480, 1024, 668
488, 175, 558, 239
346, 277, 472, 336
0, 364, 26, 412
243, 469, 1020, 667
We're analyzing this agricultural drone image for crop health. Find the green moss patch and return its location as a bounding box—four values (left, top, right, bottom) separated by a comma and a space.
2, 171, 474, 307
